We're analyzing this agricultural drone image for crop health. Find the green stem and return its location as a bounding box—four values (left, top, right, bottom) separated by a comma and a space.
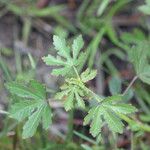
22, 17, 31, 46
66, 109, 74, 142
14, 50, 22, 74
39, 125, 46, 148
119, 114, 150, 132
131, 132, 135, 150
0, 53, 12, 81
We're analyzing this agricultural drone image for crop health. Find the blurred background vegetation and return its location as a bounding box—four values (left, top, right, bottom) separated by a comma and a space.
0, 0, 150, 149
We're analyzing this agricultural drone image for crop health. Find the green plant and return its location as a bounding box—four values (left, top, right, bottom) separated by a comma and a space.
5, 35, 150, 140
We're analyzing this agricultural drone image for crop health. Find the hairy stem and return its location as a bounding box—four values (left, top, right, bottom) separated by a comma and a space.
122, 76, 138, 96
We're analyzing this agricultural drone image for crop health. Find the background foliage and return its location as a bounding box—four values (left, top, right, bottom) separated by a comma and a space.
0, 0, 150, 149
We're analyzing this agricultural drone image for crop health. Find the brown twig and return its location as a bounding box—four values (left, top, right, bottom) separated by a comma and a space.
36, 0, 51, 8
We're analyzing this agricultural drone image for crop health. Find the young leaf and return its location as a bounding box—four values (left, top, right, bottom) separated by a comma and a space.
55, 89, 71, 100
56, 78, 87, 110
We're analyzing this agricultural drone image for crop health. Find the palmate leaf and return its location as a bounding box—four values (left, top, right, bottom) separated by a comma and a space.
42, 35, 85, 76
55, 67, 97, 111
84, 95, 137, 137
6, 80, 52, 139
55, 78, 86, 111
57, 86, 86, 111
130, 42, 150, 85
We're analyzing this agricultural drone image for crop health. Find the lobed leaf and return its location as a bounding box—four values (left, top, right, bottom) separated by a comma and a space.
130, 42, 150, 85
6, 80, 52, 139
83, 107, 97, 126
22, 104, 45, 139
110, 104, 137, 114
56, 79, 87, 110
81, 68, 97, 83
6, 80, 46, 100
84, 94, 137, 137
89, 107, 103, 137
42, 54, 66, 66
30, 80, 46, 100
64, 91, 74, 111
9, 100, 41, 122
42, 105, 52, 130
72, 35, 84, 59
103, 109, 124, 133
53, 35, 70, 59
75, 91, 85, 109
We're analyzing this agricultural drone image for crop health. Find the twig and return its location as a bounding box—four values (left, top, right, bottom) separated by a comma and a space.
122, 76, 138, 96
